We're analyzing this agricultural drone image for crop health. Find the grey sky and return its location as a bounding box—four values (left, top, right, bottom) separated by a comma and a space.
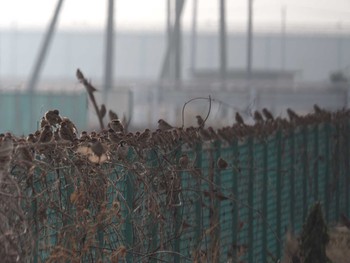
0, 0, 350, 32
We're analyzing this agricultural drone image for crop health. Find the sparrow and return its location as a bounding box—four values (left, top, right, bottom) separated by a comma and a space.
253, 110, 264, 123
108, 128, 123, 144
108, 110, 119, 121
61, 117, 78, 135
196, 115, 205, 128
40, 117, 50, 128
313, 104, 323, 114
108, 119, 124, 133
116, 141, 129, 160
158, 119, 173, 131
44, 109, 62, 126
15, 140, 34, 168
0, 134, 14, 172
88, 138, 108, 164
137, 129, 151, 145
286, 108, 299, 122
235, 112, 245, 125
26, 133, 37, 144
38, 125, 53, 143
59, 121, 76, 142
262, 108, 274, 121
76, 68, 97, 94
217, 157, 228, 170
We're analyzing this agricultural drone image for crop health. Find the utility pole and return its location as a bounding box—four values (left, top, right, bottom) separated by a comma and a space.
219, 0, 227, 82
27, 0, 64, 91
281, 5, 286, 71
103, 0, 115, 100
190, 0, 198, 74
247, 0, 253, 83
174, 0, 183, 82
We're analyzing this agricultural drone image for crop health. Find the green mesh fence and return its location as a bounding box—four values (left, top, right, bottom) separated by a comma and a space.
9, 115, 350, 262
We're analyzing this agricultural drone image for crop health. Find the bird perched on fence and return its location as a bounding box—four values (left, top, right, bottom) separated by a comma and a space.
158, 119, 173, 131
286, 108, 299, 122
108, 110, 119, 121
235, 112, 245, 125
313, 104, 323, 115
0, 134, 14, 172
217, 157, 228, 170
88, 138, 108, 164
59, 121, 76, 142
262, 108, 274, 121
44, 109, 62, 126
253, 110, 264, 124
38, 125, 53, 143
108, 119, 124, 133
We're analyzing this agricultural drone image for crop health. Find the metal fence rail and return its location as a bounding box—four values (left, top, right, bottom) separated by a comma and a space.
9, 112, 349, 262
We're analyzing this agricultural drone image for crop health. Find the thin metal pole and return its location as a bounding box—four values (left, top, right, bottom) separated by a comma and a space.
281, 5, 286, 71
247, 0, 253, 83
174, 0, 183, 82
104, 0, 115, 97
27, 0, 64, 91
190, 0, 198, 74
219, 0, 227, 82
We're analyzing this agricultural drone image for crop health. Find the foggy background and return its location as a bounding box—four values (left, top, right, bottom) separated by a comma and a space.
0, 0, 350, 133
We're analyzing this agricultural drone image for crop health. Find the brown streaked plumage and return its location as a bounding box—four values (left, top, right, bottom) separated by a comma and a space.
262, 108, 274, 121
196, 115, 205, 128
44, 109, 62, 126
158, 119, 173, 131
235, 112, 245, 125
108, 119, 124, 133
38, 125, 53, 143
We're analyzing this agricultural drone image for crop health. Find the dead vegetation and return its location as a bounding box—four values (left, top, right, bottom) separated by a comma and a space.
0, 70, 349, 262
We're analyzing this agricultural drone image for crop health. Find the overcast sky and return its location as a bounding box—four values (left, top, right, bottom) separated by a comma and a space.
0, 0, 350, 32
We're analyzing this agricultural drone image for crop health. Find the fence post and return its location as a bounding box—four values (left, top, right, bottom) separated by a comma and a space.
344, 120, 350, 216
302, 126, 309, 221
334, 122, 340, 220
324, 123, 330, 221
231, 139, 239, 261
247, 136, 254, 263
313, 124, 319, 202
276, 130, 282, 259
261, 138, 268, 261
289, 128, 295, 230
213, 140, 222, 261
174, 146, 182, 263
194, 143, 203, 251
125, 149, 134, 262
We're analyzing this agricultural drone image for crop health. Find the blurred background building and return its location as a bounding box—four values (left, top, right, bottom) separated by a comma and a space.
0, 0, 349, 133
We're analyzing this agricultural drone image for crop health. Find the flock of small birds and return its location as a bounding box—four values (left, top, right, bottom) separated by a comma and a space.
0, 104, 349, 170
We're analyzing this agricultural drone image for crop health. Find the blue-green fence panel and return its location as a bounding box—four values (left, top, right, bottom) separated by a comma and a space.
0, 91, 87, 135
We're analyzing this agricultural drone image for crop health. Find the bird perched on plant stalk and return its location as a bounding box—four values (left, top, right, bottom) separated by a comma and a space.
196, 115, 205, 128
